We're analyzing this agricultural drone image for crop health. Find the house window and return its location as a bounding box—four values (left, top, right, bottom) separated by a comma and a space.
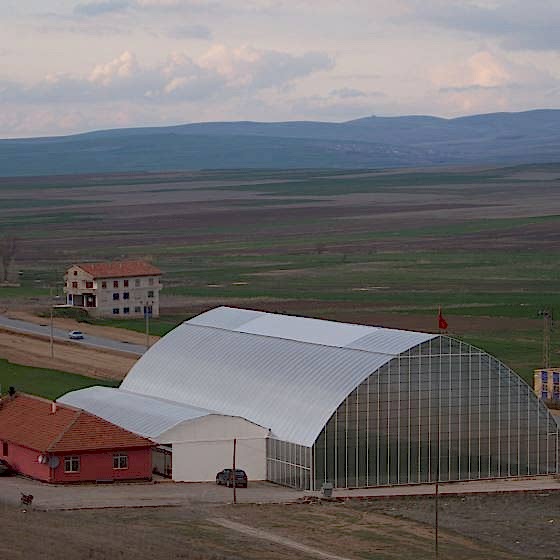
134, 306, 141, 313
135, 279, 141, 287
72, 282, 78, 288
113, 293, 119, 300
113, 280, 119, 288
113, 453, 128, 470
113, 308, 120, 315
542, 391, 548, 400
2, 442, 8, 456
123, 292, 129, 300
124, 280, 129, 287
101, 281, 107, 289
73, 271, 77, 276
123, 307, 130, 314
147, 290, 154, 298
149, 278, 154, 286
64, 456, 80, 473
554, 372, 560, 383
541, 371, 548, 382
86, 281, 93, 289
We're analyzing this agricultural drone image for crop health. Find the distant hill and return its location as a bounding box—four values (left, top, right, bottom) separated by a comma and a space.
1, 109, 560, 176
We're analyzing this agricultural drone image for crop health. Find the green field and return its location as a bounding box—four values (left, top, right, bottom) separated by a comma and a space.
1, 165, 560, 385
0, 359, 119, 401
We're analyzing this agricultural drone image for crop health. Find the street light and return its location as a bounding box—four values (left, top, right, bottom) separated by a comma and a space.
49, 285, 61, 360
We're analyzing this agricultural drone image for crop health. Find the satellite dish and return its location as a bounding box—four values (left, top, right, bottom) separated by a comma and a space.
48, 456, 60, 469
37, 455, 44, 464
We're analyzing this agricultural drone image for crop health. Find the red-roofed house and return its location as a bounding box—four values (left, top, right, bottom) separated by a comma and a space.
63, 260, 162, 318
0, 394, 153, 483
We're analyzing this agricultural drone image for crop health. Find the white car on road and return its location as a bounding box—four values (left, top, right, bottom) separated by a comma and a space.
68, 330, 84, 340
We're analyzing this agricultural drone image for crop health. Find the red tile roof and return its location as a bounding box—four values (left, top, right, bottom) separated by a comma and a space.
75, 260, 161, 279
0, 394, 153, 453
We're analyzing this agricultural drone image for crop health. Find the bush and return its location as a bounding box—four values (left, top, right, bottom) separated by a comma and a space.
39, 306, 92, 323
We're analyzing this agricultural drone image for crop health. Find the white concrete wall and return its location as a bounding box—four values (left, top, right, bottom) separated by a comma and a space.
158, 415, 269, 483
172, 438, 267, 482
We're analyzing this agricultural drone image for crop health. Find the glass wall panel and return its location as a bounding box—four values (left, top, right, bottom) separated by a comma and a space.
313, 336, 559, 489
266, 438, 312, 490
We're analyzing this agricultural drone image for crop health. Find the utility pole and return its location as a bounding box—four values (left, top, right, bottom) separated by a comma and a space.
50, 305, 54, 359
232, 437, 237, 505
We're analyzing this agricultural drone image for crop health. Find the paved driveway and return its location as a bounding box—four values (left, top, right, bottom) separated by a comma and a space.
0, 477, 302, 510
2, 475, 559, 511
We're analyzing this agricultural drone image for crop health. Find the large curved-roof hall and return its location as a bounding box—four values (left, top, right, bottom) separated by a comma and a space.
60, 306, 559, 490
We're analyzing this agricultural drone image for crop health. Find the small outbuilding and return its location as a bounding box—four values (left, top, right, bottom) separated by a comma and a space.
0, 394, 153, 483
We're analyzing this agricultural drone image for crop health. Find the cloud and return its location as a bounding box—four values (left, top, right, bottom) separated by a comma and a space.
429, 50, 559, 115
0, 46, 333, 105
432, 50, 555, 92
330, 88, 369, 99
74, 0, 130, 16
167, 24, 212, 40
402, 0, 560, 51
89, 51, 139, 86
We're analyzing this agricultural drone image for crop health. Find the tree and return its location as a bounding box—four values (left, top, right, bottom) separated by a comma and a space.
0, 237, 17, 283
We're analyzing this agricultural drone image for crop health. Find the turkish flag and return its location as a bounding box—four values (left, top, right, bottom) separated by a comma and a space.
438, 308, 448, 331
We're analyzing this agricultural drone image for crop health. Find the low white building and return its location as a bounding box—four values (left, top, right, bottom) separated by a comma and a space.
59, 386, 269, 482
63, 260, 162, 318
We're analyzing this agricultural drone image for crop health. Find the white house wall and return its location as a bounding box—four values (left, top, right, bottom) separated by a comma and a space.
158, 414, 269, 482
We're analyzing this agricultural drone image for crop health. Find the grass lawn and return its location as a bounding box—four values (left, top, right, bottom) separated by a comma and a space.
90, 316, 186, 337
0, 359, 119, 401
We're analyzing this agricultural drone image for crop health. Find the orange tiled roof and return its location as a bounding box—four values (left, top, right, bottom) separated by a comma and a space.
0, 394, 153, 453
75, 260, 161, 279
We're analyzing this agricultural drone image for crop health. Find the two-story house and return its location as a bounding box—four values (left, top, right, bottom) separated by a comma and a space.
63, 260, 162, 318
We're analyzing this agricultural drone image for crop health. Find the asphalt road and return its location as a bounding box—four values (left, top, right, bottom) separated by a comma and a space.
0, 315, 146, 356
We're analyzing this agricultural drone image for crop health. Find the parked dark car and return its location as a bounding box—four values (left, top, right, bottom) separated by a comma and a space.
215, 468, 248, 488
0, 459, 13, 476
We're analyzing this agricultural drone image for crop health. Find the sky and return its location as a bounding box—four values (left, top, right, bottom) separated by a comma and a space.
1, 0, 559, 137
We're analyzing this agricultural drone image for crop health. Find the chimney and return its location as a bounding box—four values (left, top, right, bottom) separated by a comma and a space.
51, 402, 57, 414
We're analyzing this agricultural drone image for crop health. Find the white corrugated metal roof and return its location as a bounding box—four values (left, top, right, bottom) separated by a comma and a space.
113, 307, 436, 447
58, 386, 213, 441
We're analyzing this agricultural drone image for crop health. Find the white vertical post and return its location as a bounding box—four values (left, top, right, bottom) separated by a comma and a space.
377, 369, 380, 485
428, 339, 432, 482
355, 388, 359, 487
458, 343, 462, 479
345, 399, 348, 488
468, 344, 472, 480
478, 352, 482, 479
418, 345, 422, 483
408, 351, 411, 484
387, 361, 391, 484
508, 365, 511, 477
366, 376, 370, 487
334, 409, 338, 487
397, 355, 401, 484
448, 341, 452, 480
